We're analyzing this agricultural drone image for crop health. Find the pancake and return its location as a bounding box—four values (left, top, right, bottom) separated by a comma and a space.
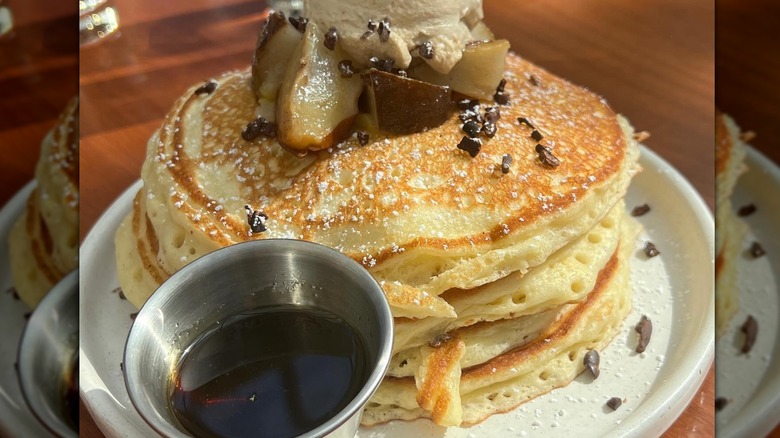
392, 201, 625, 354
362, 215, 636, 426
116, 53, 641, 309
9, 97, 79, 308
715, 112, 748, 338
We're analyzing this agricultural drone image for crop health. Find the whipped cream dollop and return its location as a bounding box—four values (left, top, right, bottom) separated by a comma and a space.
303, 0, 483, 74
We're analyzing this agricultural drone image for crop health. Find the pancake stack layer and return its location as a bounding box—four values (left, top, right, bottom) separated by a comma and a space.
115, 54, 641, 426
714, 112, 748, 338
9, 97, 79, 309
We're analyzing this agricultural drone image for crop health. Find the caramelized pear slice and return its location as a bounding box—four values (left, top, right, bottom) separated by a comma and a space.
409, 39, 509, 100
251, 11, 303, 102
276, 22, 364, 152
363, 69, 452, 135
469, 21, 495, 42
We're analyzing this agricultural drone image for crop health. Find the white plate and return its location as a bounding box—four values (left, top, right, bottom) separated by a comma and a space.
80, 146, 714, 438
0, 181, 56, 437
716, 146, 780, 438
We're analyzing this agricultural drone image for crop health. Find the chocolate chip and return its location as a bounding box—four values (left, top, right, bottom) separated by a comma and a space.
496, 78, 507, 93
194, 80, 218, 96
288, 15, 308, 32
606, 397, 622, 411
457, 99, 479, 111
459, 109, 482, 123
631, 203, 651, 217
484, 106, 500, 123
324, 27, 338, 50
715, 397, 729, 412
378, 18, 391, 42
501, 154, 512, 174
130, 312, 139, 320
457, 136, 482, 157
356, 131, 369, 146
245, 205, 269, 233
737, 203, 757, 217
531, 129, 543, 141
643, 241, 660, 258
242, 117, 278, 141
361, 20, 377, 39
494, 91, 510, 105
583, 350, 600, 379
392, 68, 407, 78
517, 117, 534, 129
419, 41, 434, 59
635, 315, 652, 353
369, 56, 395, 72
529, 74, 540, 86
741, 315, 758, 354
482, 122, 497, 138
428, 332, 452, 348
750, 241, 766, 258
535, 144, 560, 168
338, 60, 355, 78
119, 289, 127, 300
463, 120, 481, 138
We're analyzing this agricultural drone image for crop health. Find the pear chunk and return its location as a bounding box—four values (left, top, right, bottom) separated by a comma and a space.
409, 39, 510, 100
363, 69, 452, 135
251, 11, 303, 102
276, 22, 364, 152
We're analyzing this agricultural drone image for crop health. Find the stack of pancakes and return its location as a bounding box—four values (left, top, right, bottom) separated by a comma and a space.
9, 97, 79, 309
115, 54, 641, 426
715, 112, 748, 338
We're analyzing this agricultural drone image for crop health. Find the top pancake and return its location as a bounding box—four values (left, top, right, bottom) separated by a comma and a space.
135, 53, 639, 303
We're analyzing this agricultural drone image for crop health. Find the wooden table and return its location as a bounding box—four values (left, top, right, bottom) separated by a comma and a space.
77, 0, 714, 436
718, 2, 780, 436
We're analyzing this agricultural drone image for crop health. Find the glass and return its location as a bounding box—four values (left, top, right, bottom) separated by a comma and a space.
79, 0, 119, 46
0, 0, 13, 38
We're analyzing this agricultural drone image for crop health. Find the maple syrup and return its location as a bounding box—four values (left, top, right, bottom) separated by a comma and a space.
170, 305, 368, 438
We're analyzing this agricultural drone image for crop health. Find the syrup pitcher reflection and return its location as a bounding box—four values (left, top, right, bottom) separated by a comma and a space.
79, 0, 119, 45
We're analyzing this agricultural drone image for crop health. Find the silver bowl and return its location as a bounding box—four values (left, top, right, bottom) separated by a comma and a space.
123, 239, 393, 438
16, 269, 79, 438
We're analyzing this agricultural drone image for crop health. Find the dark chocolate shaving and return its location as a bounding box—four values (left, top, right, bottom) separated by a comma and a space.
496, 78, 507, 93
324, 27, 338, 50
288, 16, 308, 32
740, 315, 758, 354
194, 80, 218, 96
6, 287, 19, 300
119, 289, 127, 300
245, 205, 269, 233
482, 121, 496, 138
643, 241, 660, 258
242, 117, 278, 141
750, 241, 766, 258
493, 91, 510, 105
419, 41, 434, 59
361, 20, 377, 39
635, 315, 652, 353
338, 60, 355, 78
120, 362, 124, 372
531, 129, 543, 141
369, 56, 395, 72
583, 350, 600, 379
631, 203, 651, 217
462, 120, 481, 138
457, 99, 479, 111
24, 312, 31, 320
737, 203, 757, 217
378, 18, 391, 42
484, 106, 500, 123
529, 74, 540, 86
517, 117, 535, 129
428, 332, 452, 348
606, 397, 622, 411
501, 154, 512, 174
457, 136, 482, 158
356, 131, 369, 146
459, 109, 483, 124
535, 144, 560, 168
715, 397, 729, 412
130, 312, 138, 320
